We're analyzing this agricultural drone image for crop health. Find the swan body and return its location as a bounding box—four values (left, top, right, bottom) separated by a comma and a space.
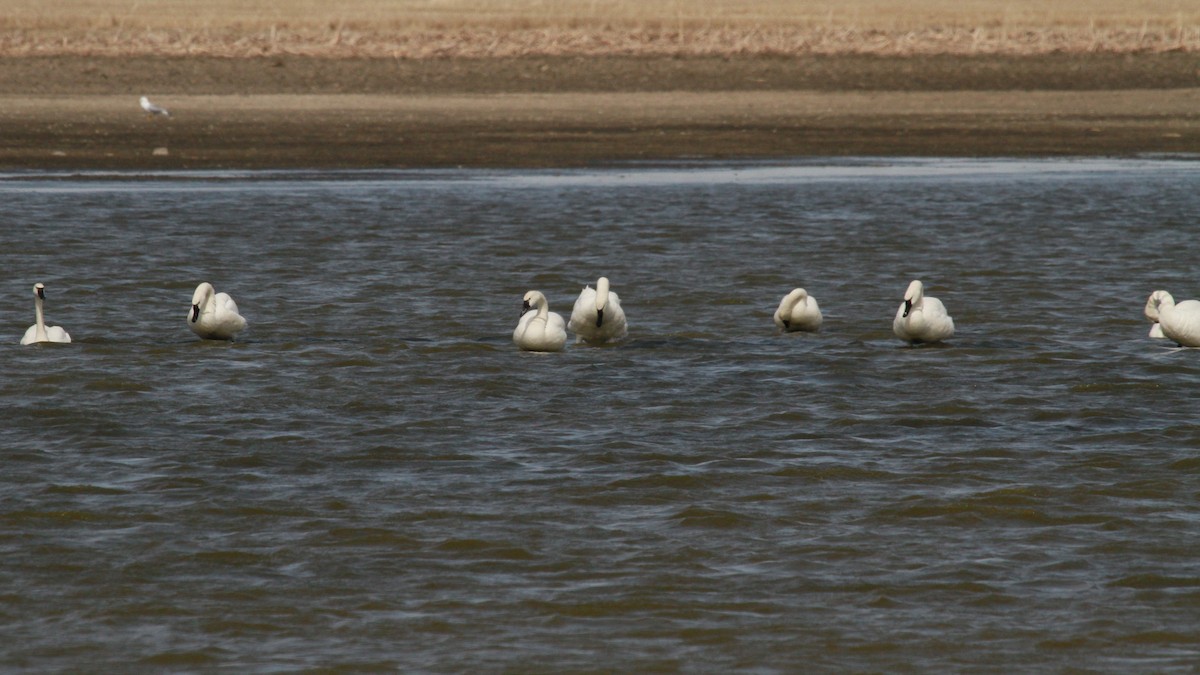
20, 283, 71, 345
1144, 290, 1169, 339
773, 287, 823, 332
188, 282, 247, 340
140, 96, 170, 117
893, 279, 954, 344
568, 276, 628, 344
1146, 290, 1200, 347
514, 290, 567, 352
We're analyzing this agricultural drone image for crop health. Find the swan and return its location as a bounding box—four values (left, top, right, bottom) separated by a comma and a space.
514, 290, 567, 352
568, 276, 628, 344
773, 287, 823, 332
893, 279, 955, 344
188, 282, 247, 340
1144, 290, 1169, 338
20, 283, 71, 345
1145, 290, 1200, 347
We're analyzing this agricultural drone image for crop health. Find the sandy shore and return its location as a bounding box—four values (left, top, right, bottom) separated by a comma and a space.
1, 55, 1197, 169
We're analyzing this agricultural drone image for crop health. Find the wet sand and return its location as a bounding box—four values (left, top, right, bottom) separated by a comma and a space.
1, 55, 1197, 169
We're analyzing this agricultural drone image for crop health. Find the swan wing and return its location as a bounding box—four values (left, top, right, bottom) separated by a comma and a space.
515, 310, 566, 351
513, 309, 537, 344
1161, 299, 1200, 347
895, 297, 953, 343
46, 326, 72, 343
216, 292, 240, 316
215, 293, 247, 334
922, 296, 950, 320
568, 285, 597, 335
600, 294, 628, 340
570, 288, 626, 343
788, 296, 822, 332
20, 325, 36, 345
920, 297, 955, 341
546, 312, 568, 350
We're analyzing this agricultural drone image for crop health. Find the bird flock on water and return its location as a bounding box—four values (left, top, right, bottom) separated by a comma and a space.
19, 97, 1196, 351
13, 277, 1200, 350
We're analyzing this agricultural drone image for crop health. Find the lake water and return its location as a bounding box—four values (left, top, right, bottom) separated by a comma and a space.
1, 158, 1198, 671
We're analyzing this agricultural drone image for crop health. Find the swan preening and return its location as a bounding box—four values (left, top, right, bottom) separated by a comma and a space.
514, 290, 567, 352
1145, 290, 1200, 347
774, 288, 823, 333
140, 96, 170, 117
188, 282, 247, 341
20, 283, 71, 345
893, 279, 954, 344
568, 276, 628, 345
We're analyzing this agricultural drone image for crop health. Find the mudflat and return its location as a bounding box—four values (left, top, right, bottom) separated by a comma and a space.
2, 54, 1198, 169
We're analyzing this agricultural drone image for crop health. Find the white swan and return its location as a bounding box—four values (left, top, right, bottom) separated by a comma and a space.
1145, 290, 1200, 347
188, 282, 247, 340
1144, 290, 1169, 338
20, 283, 71, 345
568, 276, 628, 344
514, 290, 567, 352
893, 279, 955, 344
773, 287, 823, 332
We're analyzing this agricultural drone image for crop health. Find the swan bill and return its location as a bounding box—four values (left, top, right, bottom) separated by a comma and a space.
595, 308, 604, 327
902, 299, 913, 318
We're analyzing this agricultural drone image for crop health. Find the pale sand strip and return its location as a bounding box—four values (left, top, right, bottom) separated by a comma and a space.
5, 89, 1199, 120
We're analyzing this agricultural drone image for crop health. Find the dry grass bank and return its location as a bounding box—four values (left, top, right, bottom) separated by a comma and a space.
2, 0, 1197, 57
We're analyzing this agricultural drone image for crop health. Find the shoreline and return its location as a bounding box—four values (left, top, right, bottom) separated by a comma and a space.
2, 55, 1198, 169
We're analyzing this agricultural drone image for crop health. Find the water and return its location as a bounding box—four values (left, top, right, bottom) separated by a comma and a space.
1, 158, 1198, 671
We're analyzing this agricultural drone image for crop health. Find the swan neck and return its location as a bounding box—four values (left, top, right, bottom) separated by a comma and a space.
594, 278, 610, 311
34, 294, 47, 342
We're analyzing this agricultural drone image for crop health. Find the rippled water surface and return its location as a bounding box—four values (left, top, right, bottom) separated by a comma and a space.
2, 158, 1198, 671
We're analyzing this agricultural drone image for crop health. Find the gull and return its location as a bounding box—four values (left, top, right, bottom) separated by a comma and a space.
140, 96, 170, 118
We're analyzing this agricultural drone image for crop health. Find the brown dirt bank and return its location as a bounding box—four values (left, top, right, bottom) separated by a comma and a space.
1, 55, 1198, 169
2, 53, 1198, 95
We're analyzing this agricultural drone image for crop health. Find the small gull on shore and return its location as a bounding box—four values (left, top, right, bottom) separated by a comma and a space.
140, 96, 170, 117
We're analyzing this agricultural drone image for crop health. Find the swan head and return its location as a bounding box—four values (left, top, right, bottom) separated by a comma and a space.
33, 282, 45, 300
902, 280, 924, 317
191, 282, 215, 323
522, 290, 546, 315
1145, 290, 1173, 321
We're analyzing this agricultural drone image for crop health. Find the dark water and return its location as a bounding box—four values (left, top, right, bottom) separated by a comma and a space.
1, 158, 1198, 671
